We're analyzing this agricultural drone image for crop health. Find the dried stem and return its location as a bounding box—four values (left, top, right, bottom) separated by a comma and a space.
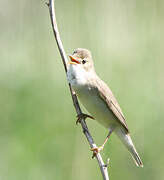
47, 1, 110, 179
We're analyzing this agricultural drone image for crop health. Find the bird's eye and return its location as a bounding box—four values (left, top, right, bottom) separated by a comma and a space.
82, 59, 86, 64
73, 50, 77, 54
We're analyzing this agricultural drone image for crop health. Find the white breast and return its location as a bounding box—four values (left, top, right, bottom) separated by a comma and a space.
67, 64, 91, 86
67, 64, 115, 128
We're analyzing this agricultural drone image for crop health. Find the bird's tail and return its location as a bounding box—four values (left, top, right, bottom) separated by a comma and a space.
115, 128, 143, 167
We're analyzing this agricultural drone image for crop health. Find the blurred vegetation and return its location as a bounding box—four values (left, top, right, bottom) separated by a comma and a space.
0, 0, 164, 179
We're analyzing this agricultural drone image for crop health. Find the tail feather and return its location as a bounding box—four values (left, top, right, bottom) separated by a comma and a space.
115, 128, 143, 167
129, 142, 143, 167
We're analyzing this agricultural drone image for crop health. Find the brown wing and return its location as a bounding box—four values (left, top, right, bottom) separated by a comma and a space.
94, 78, 129, 133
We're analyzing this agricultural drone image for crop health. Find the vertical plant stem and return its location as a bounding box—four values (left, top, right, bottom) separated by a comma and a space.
47, 1, 110, 179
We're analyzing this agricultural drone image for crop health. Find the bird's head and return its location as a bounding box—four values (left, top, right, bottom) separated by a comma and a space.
69, 48, 94, 72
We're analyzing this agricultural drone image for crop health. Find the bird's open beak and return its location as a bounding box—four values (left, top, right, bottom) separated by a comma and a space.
69, 55, 80, 65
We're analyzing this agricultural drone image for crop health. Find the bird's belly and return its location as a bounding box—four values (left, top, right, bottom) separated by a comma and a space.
74, 86, 116, 128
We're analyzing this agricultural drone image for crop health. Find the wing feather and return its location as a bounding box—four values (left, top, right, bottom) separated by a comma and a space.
94, 78, 129, 133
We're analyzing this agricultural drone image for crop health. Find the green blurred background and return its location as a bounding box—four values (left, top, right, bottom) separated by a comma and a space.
0, 0, 163, 179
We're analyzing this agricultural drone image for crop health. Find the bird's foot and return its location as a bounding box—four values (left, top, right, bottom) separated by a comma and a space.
76, 113, 94, 125
91, 145, 104, 158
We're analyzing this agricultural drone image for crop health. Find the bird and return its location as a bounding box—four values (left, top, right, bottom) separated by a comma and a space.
67, 48, 143, 167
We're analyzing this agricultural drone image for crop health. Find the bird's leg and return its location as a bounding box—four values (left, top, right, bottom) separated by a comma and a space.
76, 113, 94, 125
91, 127, 115, 158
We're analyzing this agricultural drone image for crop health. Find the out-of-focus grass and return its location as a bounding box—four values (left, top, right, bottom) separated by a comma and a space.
0, 0, 163, 179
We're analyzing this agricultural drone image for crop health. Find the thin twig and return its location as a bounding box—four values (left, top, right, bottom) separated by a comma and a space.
47, 1, 110, 179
